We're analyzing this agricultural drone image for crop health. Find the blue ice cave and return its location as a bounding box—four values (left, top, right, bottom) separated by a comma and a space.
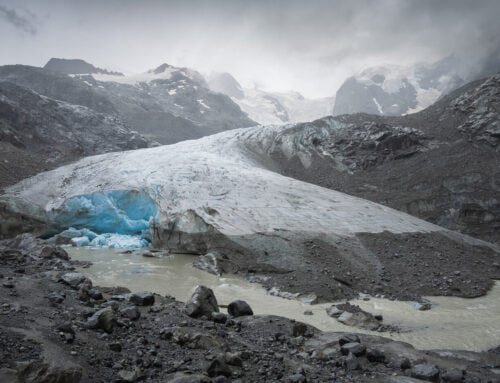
48, 190, 158, 248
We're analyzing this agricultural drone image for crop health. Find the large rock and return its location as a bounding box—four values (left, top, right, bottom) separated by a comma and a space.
227, 300, 253, 317
184, 285, 219, 318
411, 364, 440, 382
129, 291, 155, 306
340, 342, 366, 357
60, 272, 91, 289
86, 307, 116, 333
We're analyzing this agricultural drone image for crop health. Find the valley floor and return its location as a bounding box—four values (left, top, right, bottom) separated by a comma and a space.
1, 235, 500, 383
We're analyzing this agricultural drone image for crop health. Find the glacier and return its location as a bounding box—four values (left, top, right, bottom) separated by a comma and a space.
1, 122, 443, 245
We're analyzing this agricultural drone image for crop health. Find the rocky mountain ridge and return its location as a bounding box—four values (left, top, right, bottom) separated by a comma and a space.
0, 81, 153, 190
263, 75, 500, 244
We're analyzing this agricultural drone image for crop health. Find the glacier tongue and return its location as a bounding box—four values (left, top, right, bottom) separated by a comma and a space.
2, 124, 444, 251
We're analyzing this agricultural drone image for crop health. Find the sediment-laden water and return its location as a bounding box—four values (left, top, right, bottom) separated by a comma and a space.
69, 246, 500, 352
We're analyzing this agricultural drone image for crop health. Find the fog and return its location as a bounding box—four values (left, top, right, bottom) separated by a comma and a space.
1, 0, 499, 97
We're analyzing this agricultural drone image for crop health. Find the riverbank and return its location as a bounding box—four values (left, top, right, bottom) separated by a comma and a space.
2, 234, 500, 382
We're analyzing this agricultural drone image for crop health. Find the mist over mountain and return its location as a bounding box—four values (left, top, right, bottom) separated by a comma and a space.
2, 2, 500, 382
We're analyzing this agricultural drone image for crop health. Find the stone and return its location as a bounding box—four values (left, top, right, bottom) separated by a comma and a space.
366, 347, 385, 363
184, 286, 219, 318
118, 368, 139, 382
211, 312, 228, 324
60, 273, 90, 289
411, 364, 440, 382
227, 300, 253, 317
48, 292, 65, 304
120, 306, 141, 320
225, 352, 243, 367
207, 357, 232, 378
129, 291, 155, 306
345, 352, 360, 370
292, 322, 308, 337
87, 288, 103, 300
326, 305, 344, 317
340, 342, 366, 357
109, 342, 122, 352
442, 368, 464, 383
2, 281, 15, 288
287, 374, 306, 383
415, 302, 432, 311
86, 307, 116, 333
339, 333, 360, 346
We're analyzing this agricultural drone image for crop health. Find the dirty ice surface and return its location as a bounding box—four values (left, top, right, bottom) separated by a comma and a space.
3, 123, 444, 239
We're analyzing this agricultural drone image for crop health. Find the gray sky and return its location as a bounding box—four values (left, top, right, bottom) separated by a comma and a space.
1, 0, 499, 97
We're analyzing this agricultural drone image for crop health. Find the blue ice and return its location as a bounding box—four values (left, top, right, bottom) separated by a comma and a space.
48, 190, 157, 249
49, 190, 157, 235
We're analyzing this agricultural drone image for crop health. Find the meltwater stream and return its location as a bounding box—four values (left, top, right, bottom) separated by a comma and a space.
68, 247, 500, 352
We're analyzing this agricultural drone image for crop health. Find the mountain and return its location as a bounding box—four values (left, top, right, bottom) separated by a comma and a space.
207, 72, 334, 125
333, 56, 473, 116
0, 60, 257, 145
0, 81, 153, 190
258, 74, 500, 244
44, 58, 124, 76
2, 114, 499, 301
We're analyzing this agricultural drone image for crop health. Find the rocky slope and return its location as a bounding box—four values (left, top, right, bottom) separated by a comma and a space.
257, 75, 500, 244
44, 58, 124, 76
2, 235, 499, 383
1, 110, 499, 302
0, 81, 152, 190
0, 61, 256, 145
207, 72, 334, 125
332, 56, 499, 116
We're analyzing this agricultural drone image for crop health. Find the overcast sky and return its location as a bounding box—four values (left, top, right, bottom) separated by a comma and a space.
1, 0, 499, 97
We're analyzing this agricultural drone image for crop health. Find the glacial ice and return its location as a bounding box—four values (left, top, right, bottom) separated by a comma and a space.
3, 123, 445, 247
89, 233, 149, 248
48, 190, 157, 235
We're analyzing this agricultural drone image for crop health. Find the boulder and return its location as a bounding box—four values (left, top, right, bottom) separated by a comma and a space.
184, 285, 219, 318
292, 322, 308, 337
340, 342, 366, 357
326, 305, 344, 317
366, 347, 386, 363
86, 307, 116, 333
129, 291, 155, 306
339, 333, 360, 346
60, 272, 90, 289
411, 364, 440, 382
120, 306, 141, 320
211, 312, 228, 324
207, 357, 232, 378
227, 300, 253, 317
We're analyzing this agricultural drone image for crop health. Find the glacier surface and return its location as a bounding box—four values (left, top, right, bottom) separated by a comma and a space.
2, 122, 444, 246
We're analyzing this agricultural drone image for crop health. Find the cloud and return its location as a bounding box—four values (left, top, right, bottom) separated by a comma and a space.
0, 5, 37, 35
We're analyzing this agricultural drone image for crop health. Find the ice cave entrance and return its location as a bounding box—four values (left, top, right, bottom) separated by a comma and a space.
48, 190, 158, 249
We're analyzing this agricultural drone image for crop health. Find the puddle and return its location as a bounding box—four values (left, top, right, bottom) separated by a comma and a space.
68, 246, 500, 352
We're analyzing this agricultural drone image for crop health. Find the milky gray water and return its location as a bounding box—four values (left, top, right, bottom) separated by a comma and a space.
68, 247, 500, 352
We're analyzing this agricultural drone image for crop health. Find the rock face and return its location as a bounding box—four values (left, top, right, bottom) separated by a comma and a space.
0, 61, 256, 150
0, 80, 152, 190
44, 58, 124, 76
269, 75, 500, 245
332, 56, 493, 116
